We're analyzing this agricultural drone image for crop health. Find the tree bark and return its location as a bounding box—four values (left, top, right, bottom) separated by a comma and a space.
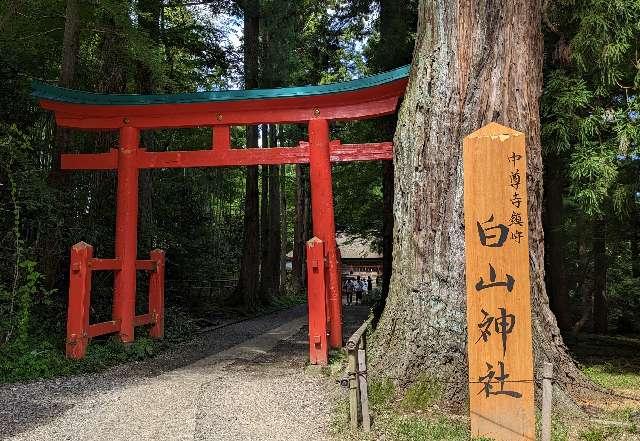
592, 217, 608, 334
543, 153, 572, 331
292, 164, 310, 291
572, 221, 592, 334
632, 205, 640, 279
371, 0, 588, 406
136, 0, 162, 94
42, 0, 81, 291
280, 163, 287, 287
235, 0, 261, 309
372, 0, 417, 319
380, 160, 394, 304
0, 0, 23, 33
259, 126, 271, 300
267, 126, 282, 297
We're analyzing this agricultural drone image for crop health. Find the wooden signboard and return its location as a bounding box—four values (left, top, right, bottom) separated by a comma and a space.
463, 123, 535, 440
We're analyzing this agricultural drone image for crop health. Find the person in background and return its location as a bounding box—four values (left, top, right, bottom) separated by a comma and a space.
367, 275, 373, 294
344, 278, 354, 305
355, 275, 363, 304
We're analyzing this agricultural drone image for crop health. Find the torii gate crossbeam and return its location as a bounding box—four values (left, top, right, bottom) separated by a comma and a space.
32, 65, 409, 365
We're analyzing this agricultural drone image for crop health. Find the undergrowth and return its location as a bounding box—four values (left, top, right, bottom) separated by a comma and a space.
331, 332, 640, 441
0, 290, 304, 384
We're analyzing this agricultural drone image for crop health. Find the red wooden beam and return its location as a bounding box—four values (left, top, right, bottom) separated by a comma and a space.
66, 242, 92, 359
88, 258, 121, 271
306, 237, 329, 365
60, 142, 393, 170
40, 80, 405, 129
88, 320, 120, 338
148, 249, 165, 339
133, 313, 154, 327
61, 149, 118, 169
135, 259, 157, 271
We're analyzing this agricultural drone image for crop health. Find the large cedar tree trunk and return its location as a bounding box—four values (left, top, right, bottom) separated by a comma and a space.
235, 0, 261, 308
374, 0, 417, 316
372, 0, 588, 406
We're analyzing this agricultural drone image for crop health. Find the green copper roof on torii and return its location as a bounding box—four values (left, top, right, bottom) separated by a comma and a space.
32, 65, 410, 106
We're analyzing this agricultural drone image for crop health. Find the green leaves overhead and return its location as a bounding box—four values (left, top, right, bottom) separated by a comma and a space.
543, 0, 640, 217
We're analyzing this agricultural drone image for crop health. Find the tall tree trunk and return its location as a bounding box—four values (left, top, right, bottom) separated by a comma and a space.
268, 126, 282, 297
592, 217, 608, 334
292, 164, 309, 291
632, 205, 640, 279
43, 0, 81, 291
259, 126, 271, 300
374, 0, 417, 316
258, 124, 281, 299
60, 0, 80, 89
280, 163, 287, 288
135, 0, 162, 260
543, 154, 572, 331
371, 0, 588, 406
572, 220, 592, 334
136, 0, 162, 94
235, 0, 261, 309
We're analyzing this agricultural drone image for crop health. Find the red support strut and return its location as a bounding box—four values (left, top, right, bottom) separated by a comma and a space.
306, 237, 329, 365
148, 249, 165, 338
113, 126, 140, 343
66, 242, 93, 359
308, 118, 343, 348
65, 242, 165, 358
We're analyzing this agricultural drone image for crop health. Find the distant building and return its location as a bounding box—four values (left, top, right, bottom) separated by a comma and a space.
336, 233, 382, 278
286, 233, 382, 279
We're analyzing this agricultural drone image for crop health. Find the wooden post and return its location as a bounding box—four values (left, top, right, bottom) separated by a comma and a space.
149, 249, 165, 339
113, 126, 140, 343
541, 362, 553, 441
358, 347, 371, 432
66, 242, 93, 359
348, 348, 359, 430
306, 237, 328, 365
463, 123, 535, 440
308, 118, 342, 348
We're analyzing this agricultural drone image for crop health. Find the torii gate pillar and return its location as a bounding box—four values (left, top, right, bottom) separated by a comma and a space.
308, 118, 342, 348
113, 126, 140, 343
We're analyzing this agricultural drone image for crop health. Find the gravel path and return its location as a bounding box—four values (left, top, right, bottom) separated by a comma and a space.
0, 303, 370, 441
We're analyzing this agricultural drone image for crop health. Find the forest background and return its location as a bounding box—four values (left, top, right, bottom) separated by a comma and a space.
0, 0, 638, 382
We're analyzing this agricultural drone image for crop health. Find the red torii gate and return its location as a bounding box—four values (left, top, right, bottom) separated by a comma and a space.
32, 66, 409, 365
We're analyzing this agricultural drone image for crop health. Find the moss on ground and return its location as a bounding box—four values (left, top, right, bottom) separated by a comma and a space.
582, 362, 640, 390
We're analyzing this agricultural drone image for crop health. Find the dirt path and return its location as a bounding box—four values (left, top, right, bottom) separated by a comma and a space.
0, 304, 370, 441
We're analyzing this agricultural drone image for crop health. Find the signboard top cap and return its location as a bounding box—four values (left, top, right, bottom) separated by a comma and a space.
466, 122, 524, 140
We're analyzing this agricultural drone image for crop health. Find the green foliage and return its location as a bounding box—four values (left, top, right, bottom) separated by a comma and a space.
368, 377, 395, 409
390, 416, 470, 441
578, 424, 637, 441
550, 420, 570, 441
543, 0, 640, 214
542, 0, 640, 334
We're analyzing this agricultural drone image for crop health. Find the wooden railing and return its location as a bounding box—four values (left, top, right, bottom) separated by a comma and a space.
346, 317, 373, 432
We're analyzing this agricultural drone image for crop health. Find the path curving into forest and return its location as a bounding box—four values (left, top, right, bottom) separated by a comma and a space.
0, 304, 369, 441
